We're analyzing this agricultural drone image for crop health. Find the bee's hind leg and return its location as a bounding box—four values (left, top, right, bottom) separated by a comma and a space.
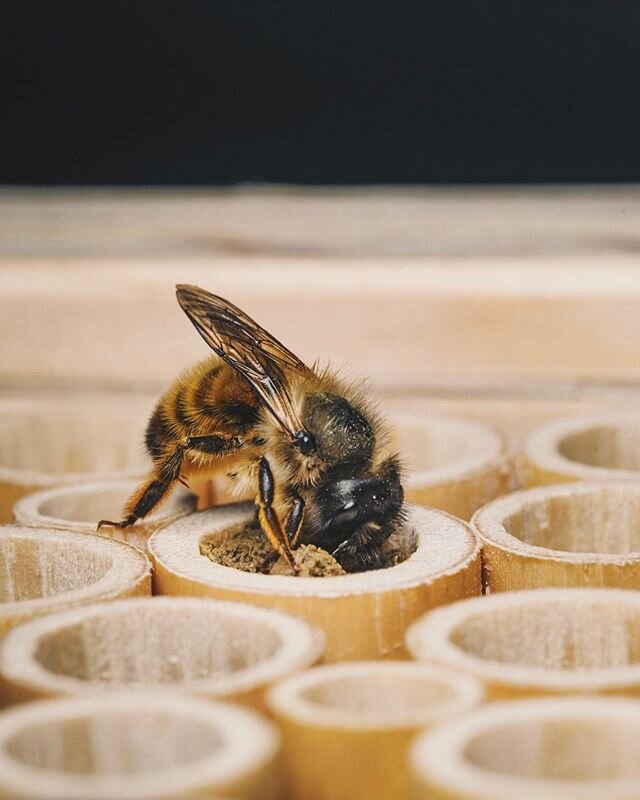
257, 457, 299, 574
97, 446, 184, 530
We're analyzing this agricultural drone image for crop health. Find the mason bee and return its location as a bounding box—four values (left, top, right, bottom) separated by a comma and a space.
98, 285, 405, 573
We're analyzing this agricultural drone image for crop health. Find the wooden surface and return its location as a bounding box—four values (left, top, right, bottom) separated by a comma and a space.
1, 186, 640, 446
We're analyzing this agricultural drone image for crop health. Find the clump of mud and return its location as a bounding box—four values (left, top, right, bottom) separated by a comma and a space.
200, 523, 346, 577
200, 520, 415, 577
270, 544, 346, 577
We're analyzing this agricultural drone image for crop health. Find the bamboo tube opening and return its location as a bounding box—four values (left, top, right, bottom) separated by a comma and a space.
0, 397, 153, 522
473, 482, 640, 591
406, 588, 640, 698
522, 414, 640, 487
149, 504, 481, 661
13, 481, 196, 552
0, 527, 151, 636
411, 697, 640, 800
390, 413, 509, 520
0, 692, 280, 800
0, 596, 324, 707
267, 661, 482, 800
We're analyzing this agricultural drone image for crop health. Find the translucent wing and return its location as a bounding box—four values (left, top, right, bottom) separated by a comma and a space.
176, 284, 309, 437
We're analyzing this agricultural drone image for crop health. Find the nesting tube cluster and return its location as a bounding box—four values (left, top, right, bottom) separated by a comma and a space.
5, 402, 640, 798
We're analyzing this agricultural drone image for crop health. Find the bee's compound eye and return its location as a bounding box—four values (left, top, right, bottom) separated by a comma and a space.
294, 430, 316, 455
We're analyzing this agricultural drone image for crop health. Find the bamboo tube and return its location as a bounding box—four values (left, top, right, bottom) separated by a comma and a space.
521, 413, 640, 488
149, 504, 481, 662
13, 480, 196, 553
411, 696, 640, 800
0, 396, 153, 523
0, 691, 281, 800
406, 588, 640, 699
472, 482, 640, 592
0, 526, 150, 637
391, 413, 510, 520
267, 661, 483, 800
0, 596, 324, 709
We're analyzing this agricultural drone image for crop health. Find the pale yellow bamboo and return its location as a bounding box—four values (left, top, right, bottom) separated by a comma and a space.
0, 396, 154, 523
411, 697, 640, 800
13, 480, 196, 553
149, 504, 481, 662
472, 482, 640, 592
0, 526, 151, 637
521, 413, 640, 488
0, 691, 281, 800
391, 413, 510, 520
267, 661, 483, 800
406, 588, 640, 699
0, 596, 323, 709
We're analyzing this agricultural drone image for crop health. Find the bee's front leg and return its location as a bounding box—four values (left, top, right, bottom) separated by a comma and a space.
285, 495, 305, 547
256, 457, 299, 574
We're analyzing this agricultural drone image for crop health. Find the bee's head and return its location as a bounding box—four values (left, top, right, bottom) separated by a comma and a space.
280, 391, 377, 487
310, 455, 405, 571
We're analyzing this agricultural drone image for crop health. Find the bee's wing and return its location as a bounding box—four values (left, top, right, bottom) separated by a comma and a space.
176, 284, 309, 437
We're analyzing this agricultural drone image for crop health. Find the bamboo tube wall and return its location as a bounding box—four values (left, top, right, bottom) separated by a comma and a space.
149, 504, 481, 662
473, 483, 640, 592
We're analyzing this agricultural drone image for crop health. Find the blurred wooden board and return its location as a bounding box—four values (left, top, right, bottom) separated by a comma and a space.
2, 185, 640, 259
2, 258, 640, 391
1, 186, 639, 441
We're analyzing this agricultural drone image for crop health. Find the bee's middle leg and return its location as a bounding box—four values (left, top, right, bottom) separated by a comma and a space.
257, 457, 299, 573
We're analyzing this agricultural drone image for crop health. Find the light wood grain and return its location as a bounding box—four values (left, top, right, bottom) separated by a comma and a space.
2, 186, 640, 258
4, 259, 640, 391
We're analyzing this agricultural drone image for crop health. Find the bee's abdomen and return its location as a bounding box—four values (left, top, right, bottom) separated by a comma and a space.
145, 404, 174, 460
145, 357, 261, 461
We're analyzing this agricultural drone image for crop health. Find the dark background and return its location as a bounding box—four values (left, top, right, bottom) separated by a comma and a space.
3, 2, 640, 185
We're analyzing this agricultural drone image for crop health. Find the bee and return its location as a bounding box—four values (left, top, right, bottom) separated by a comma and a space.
98, 285, 405, 573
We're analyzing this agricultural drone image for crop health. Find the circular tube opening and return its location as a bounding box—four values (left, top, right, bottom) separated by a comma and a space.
0, 533, 112, 603
269, 662, 482, 728
0, 527, 150, 636
407, 589, 640, 696
412, 698, 640, 800
0, 597, 323, 704
559, 426, 640, 472
501, 486, 640, 554
0, 692, 280, 800
523, 415, 640, 487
